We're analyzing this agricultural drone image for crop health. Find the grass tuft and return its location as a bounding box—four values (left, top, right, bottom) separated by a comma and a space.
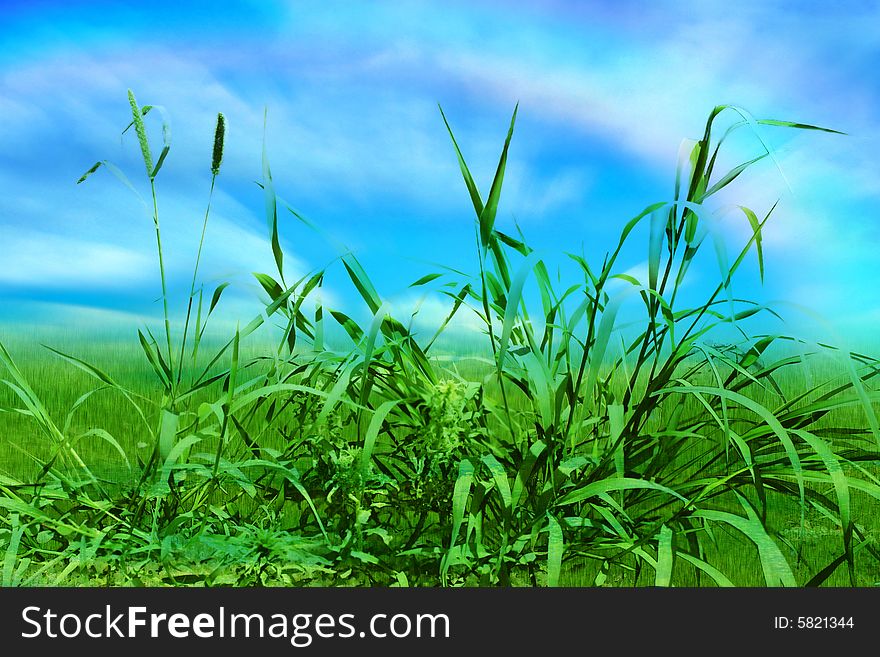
0, 93, 878, 588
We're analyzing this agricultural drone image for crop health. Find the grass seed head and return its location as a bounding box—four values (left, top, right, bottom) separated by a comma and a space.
211, 112, 226, 176
127, 89, 154, 178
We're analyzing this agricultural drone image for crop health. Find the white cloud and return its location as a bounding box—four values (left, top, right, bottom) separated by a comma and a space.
504, 165, 593, 222
0, 226, 152, 288
0, 49, 491, 219
4, 300, 152, 329
1, 3, 879, 341
386, 291, 485, 336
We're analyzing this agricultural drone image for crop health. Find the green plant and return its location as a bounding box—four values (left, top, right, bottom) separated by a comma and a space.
1, 92, 879, 589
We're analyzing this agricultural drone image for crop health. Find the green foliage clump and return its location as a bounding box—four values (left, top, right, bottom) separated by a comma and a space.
1, 91, 878, 589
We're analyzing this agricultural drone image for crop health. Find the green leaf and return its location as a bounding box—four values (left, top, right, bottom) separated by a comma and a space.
342, 254, 382, 315
655, 525, 673, 587
42, 345, 119, 388
546, 513, 563, 587
677, 553, 734, 587
145, 104, 172, 178
209, 282, 230, 314
158, 409, 179, 461
478, 104, 518, 250
262, 108, 284, 281
794, 429, 852, 575
361, 400, 398, 474
481, 453, 512, 513
254, 272, 283, 301
450, 459, 475, 549
660, 385, 805, 518
497, 250, 542, 367
556, 477, 687, 507
409, 272, 443, 287
2, 515, 23, 587
512, 441, 546, 509
161, 434, 200, 474
695, 496, 796, 587
756, 118, 845, 135
438, 104, 484, 216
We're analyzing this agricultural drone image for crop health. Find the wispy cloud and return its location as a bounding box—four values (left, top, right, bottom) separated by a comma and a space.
0, 1, 878, 339
0, 226, 152, 289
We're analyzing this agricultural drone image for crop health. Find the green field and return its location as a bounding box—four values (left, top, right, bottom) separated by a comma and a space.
1, 94, 879, 587
1, 334, 879, 587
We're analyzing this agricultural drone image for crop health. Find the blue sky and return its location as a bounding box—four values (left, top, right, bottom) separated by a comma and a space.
1, 0, 878, 347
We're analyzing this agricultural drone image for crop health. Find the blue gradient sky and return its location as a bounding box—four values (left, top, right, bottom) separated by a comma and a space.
1, 1, 878, 346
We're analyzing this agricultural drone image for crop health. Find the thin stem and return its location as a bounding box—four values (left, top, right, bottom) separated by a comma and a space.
478, 232, 517, 449
150, 179, 174, 400
177, 174, 217, 387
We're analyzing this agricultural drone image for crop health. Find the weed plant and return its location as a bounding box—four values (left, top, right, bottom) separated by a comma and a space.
1, 92, 879, 587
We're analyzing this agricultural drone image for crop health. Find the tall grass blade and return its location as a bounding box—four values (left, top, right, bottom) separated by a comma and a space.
546, 513, 563, 587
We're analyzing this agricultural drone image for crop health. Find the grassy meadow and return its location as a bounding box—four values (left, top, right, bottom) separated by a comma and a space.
1, 92, 880, 587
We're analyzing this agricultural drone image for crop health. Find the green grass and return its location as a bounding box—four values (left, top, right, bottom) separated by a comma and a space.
1, 92, 879, 588
2, 338, 878, 587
